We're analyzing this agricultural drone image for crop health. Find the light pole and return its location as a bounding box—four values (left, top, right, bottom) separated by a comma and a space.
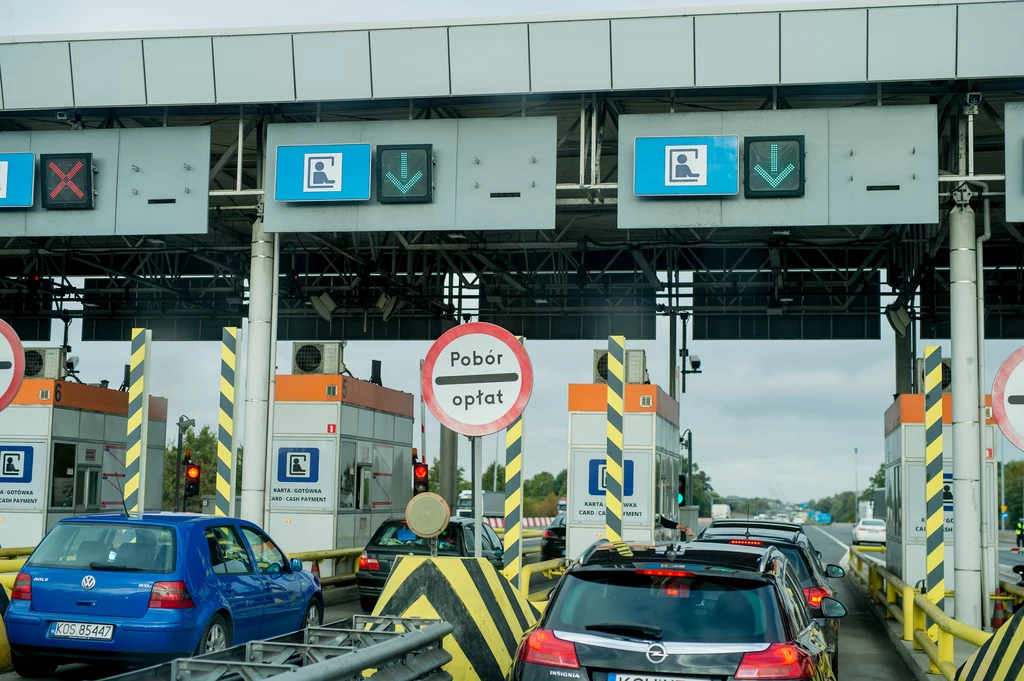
681, 429, 693, 509
853, 447, 859, 521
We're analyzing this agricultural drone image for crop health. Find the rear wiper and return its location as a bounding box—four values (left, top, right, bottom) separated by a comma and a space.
585, 623, 662, 641
89, 562, 145, 572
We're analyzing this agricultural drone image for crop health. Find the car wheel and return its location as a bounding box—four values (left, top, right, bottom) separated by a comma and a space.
196, 613, 232, 656
11, 653, 57, 678
360, 596, 377, 613
302, 598, 323, 629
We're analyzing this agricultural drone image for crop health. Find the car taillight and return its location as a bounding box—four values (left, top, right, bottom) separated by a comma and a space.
636, 569, 695, 577
804, 586, 830, 609
735, 643, 815, 679
518, 629, 579, 669
12, 572, 31, 601
728, 539, 763, 546
359, 553, 380, 571
543, 530, 556, 539
148, 581, 194, 609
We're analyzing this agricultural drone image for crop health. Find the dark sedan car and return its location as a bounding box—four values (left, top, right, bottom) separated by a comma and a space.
541, 513, 566, 560
695, 524, 846, 673
356, 516, 503, 611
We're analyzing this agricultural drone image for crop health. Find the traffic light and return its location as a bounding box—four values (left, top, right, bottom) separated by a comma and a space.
413, 462, 428, 495
377, 145, 432, 204
183, 462, 201, 498
743, 136, 805, 198
40, 153, 95, 210
677, 474, 687, 506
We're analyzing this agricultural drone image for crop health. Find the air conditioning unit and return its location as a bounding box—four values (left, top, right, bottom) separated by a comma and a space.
592, 349, 649, 384
23, 347, 67, 380
915, 358, 952, 394
292, 342, 345, 375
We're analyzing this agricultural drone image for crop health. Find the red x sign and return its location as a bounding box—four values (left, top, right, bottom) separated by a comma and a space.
48, 160, 85, 199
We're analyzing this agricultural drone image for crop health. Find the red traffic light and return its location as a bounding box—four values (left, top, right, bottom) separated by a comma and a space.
414, 464, 427, 479
186, 466, 200, 479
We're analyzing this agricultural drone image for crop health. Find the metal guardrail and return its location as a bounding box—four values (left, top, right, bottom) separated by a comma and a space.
521, 558, 564, 603
848, 547, 996, 680
289, 548, 363, 588
0, 547, 33, 560
106, 616, 453, 681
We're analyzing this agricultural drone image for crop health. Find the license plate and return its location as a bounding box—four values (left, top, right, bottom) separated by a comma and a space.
52, 622, 115, 641
606, 671, 704, 675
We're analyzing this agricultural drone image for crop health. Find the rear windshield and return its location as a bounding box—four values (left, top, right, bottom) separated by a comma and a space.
28, 522, 176, 574
370, 522, 463, 555
776, 547, 813, 583
546, 570, 786, 644
862, 520, 885, 527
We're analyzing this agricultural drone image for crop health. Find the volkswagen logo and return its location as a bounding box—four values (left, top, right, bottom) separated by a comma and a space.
81, 575, 96, 590
645, 643, 668, 665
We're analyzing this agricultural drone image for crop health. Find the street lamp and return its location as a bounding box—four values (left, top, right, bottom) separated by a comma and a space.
681, 429, 693, 509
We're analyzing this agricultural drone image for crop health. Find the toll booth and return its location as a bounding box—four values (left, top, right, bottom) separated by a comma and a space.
565, 382, 681, 560
884, 393, 999, 616
270, 374, 415, 575
0, 379, 167, 547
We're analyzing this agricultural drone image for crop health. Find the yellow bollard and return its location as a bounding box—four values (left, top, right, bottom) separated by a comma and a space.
902, 586, 915, 641
937, 629, 953, 671
913, 600, 927, 650
885, 581, 896, 620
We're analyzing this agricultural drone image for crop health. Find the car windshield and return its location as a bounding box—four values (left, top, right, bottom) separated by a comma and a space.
863, 520, 886, 527
28, 522, 176, 573
546, 570, 786, 643
370, 522, 463, 555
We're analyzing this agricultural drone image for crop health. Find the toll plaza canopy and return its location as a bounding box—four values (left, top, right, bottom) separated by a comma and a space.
0, 0, 1023, 344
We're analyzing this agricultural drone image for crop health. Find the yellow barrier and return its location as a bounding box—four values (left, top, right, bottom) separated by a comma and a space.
288, 547, 364, 587
0, 547, 34, 560
521, 558, 564, 601
0, 559, 25, 574
848, 547, 994, 680
493, 528, 543, 539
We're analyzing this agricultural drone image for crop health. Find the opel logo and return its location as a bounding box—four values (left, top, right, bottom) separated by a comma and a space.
645, 643, 668, 665
81, 575, 96, 590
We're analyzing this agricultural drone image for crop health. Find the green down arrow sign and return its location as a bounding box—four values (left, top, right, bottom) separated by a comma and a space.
744, 136, 804, 198
385, 152, 423, 195
753, 144, 795, 188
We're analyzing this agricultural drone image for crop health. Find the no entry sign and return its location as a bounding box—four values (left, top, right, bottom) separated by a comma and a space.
993, 346, 1024, 451
422, 322, 533, 436
0, 319, 25, 413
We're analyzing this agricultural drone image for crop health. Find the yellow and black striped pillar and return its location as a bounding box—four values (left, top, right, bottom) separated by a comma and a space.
503, 413, 524, 588
605, 335, 626, 545
924, 345, 946, 632
124, 328, 152, 518
216, 327, 240, 517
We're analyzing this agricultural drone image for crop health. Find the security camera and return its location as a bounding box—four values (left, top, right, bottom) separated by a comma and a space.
689, 355, 702, 371
966, 92, 982, 106
65, 356, 80, 370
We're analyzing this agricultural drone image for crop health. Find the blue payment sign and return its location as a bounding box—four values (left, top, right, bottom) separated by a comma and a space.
0, 153, 36, 208
277, 447, 320, 483
633, 136, 739, 196
0, 446, 33, 483
274, 144, 371, 202
589, 458, 634, 496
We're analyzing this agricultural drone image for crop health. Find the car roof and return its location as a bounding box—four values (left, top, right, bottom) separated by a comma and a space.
709, 519, 806, 533
700, 525, 806, 545
59, 512, 258, 529
576, 540, 781, 576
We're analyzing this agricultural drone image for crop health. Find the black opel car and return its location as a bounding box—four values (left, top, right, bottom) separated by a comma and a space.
510, 541, 846, 681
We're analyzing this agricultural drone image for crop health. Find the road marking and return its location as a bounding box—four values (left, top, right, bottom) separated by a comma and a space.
808, 526, 850, 552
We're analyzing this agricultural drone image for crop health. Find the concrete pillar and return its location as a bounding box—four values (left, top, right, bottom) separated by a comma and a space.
949, 202, 982, 627
240, 219, 275, 524
895, 329, 913, 395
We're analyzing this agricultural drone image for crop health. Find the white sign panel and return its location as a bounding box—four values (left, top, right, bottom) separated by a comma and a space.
422, 322, 533, 436
569, 448, 650, 527
269, 439, 336, 511
0, 441, 46, 510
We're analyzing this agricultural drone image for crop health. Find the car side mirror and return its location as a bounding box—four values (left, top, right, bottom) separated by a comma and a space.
819, 597, 847, 619
826, 564, 846, 579
290, 558, 304, 572
1013, 565, 1024, 577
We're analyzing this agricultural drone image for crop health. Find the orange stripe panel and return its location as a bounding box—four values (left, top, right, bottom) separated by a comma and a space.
11, 380, 167, 420
275, 374, 414, 418
568, 383, 679, 426
885, 393, 995, 434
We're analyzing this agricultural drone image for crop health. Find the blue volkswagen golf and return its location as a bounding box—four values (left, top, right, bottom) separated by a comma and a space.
5, 513, 323, 677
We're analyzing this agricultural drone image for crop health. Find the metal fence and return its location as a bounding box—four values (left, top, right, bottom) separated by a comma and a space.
105, 616, 453, 681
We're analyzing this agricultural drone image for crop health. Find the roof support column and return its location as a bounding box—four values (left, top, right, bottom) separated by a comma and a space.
240, 218, 277, 525
949, 192, 982, 628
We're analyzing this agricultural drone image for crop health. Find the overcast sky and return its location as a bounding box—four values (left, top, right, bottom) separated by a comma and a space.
5, 1, 1022, 505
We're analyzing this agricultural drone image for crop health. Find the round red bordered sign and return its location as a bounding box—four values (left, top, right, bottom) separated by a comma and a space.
0, 318, 26, 413
421, 322, 533, 436
993, 345, 1024, 452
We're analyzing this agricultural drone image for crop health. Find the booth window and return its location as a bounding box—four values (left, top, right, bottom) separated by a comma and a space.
339, 441, 356, 510
50, 443, 77, 508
